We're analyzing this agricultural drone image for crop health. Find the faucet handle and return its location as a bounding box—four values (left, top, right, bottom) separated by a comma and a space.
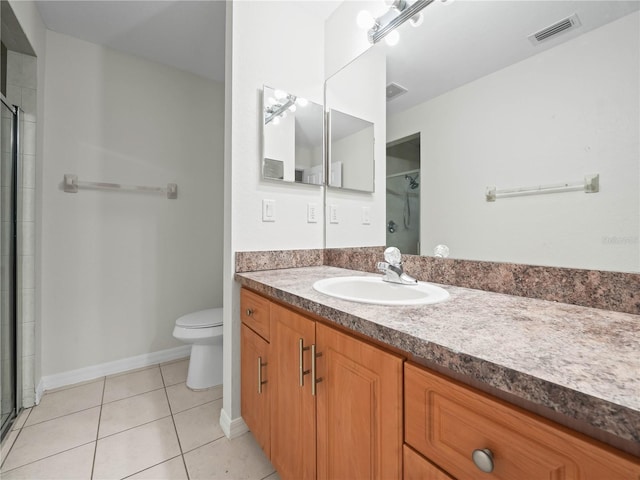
384, 247, 402, 266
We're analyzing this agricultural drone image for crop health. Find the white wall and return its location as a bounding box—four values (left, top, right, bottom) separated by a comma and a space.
222, 1, 326, 437
41, 31, 225, 376
388, 12, 640, 272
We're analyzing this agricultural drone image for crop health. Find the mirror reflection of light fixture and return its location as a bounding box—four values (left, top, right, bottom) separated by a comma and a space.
264, 93, 308, 125
358, 0, 436, 45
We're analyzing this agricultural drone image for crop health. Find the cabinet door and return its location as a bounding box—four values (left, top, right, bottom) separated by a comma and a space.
403, 445, 455, 480
405, 363, 640, 480
316, 323, 404, 480
270, 303, 316, 480
240, 324, 270, 457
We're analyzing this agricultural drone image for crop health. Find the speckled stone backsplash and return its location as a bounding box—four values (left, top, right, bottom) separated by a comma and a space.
236, 247, 640, 315
235, 249, 324, 272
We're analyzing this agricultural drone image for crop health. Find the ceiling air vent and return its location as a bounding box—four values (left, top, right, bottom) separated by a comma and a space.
529, 13, 581, 45
386, 82, 408, 101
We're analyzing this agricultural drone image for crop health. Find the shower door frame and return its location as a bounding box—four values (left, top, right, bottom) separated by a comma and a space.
1, 94, 22, 440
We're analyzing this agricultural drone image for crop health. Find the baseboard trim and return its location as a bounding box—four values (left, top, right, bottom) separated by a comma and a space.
39, 345, 191, 393
220, 408, 248, 439
35, 379, 44, 405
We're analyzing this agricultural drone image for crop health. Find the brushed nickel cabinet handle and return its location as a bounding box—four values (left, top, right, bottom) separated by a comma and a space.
257, 356, 267, 394
298, 338, 311, 387
472, 448, 494, 473
311, 345, 323, 396
246, 308, 254, 317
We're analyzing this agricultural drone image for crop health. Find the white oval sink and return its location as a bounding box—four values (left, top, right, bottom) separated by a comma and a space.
312, 276, 449, 306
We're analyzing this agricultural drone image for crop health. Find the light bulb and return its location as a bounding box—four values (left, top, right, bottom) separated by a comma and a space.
356, 10, 376, 30
274, 89, 287, 100
409, 12, 423, 27
296, 97, 309, 107
288, 104, 297, 113
385, 30, 400, 46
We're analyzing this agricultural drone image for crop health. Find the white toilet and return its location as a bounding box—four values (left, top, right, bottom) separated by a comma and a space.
173, 308, 223, 390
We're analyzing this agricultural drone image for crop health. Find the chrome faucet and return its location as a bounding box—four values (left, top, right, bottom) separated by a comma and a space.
376, 247, 418, 285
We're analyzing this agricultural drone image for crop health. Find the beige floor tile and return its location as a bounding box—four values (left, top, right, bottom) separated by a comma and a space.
184, 432, 275, 480
166, 382, 223, 414
12, 408, 32, 430
25, 380, 104, 426
1, 407, 100, 472
103, 366, 164, 403
262, 472, 281, 480
93, 417, 181, 480
126, 455, 188, 479
1, 429, 19, 466
160, 359, 189, 387
173, 399, 224, 452
0, 442, 95, 479
99, 388, 171, 438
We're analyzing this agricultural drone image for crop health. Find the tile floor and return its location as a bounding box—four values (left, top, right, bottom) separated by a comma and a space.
0, 359, 279, 479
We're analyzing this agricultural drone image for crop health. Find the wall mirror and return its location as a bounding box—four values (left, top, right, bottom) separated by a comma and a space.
327, 1, 640, 273
262, 85, 324, 185
328, 109, 374, 191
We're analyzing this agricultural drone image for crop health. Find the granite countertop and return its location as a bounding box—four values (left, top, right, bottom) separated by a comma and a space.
235, 265, 640, 453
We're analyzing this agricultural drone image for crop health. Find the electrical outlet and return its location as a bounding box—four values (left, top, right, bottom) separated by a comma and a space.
262, 199, 275, 222
307, 203, 318, 223
362, 206, 371, 225
329, 205, 339, 224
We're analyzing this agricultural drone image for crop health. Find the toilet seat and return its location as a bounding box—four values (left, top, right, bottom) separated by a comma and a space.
176, 308, 223, 329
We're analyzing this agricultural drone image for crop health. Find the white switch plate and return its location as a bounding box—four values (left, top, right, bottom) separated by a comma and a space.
307, 203, 318, 223
361, 206, 371, 225
262, 199, 275, 222
329, 205, 339, 224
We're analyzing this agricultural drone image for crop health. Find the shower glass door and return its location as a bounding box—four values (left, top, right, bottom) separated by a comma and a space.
1, 98, 17, 439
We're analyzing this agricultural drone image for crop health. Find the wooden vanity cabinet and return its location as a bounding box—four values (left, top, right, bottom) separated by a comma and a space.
403, 445, 454, 480
240, 324, 270, 456
240, 289, 271, 458
404, 363, 640, 480
241, 288, 404, 480
316, 322, 403, 480
270, 302, 317, 480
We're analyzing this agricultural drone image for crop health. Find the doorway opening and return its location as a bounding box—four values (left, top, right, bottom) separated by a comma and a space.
386, 133, 420, 255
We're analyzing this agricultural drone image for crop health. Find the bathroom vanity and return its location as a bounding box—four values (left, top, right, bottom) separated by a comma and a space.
236, 266, 640, 479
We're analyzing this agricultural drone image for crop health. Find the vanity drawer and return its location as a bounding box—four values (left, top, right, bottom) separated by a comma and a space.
403, 445, 454, 480
240, 288, 270, 341
405, 363, 640, 480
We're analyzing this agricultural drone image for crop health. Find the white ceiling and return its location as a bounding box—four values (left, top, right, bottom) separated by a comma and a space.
35, 1, 341, 84
380, 0, 640, 115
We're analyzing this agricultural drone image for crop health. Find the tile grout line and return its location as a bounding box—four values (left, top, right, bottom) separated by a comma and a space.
120, 454, 184, 480
20, 402, 104, 430
1, 406, 32, 471
1, 440, 98, 474
159, 363, 191, 480
90, 377, 106, 480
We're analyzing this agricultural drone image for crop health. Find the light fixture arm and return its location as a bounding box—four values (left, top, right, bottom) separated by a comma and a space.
265, 96, 296, 125
368, 0, 435, 44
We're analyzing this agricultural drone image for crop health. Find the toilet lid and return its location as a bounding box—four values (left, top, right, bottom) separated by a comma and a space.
176, 308, 223, 328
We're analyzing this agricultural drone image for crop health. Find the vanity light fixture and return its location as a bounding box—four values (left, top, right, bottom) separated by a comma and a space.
358, 0, 437, 45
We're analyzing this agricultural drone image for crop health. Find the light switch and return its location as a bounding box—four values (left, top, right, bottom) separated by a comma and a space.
329, 205, 339, 224
361, 206, 371, 225
262, 199, 275, 222
307, 203, 318, 223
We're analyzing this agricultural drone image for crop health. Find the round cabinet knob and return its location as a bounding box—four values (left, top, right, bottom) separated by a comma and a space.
472, 448, 494, 473
246, 308, 254, 317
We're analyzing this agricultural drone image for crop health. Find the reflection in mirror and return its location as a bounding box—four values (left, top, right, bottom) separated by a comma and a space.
328, 1, 640, 272
328, 109, 375, 192
262, 86, 324, 185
